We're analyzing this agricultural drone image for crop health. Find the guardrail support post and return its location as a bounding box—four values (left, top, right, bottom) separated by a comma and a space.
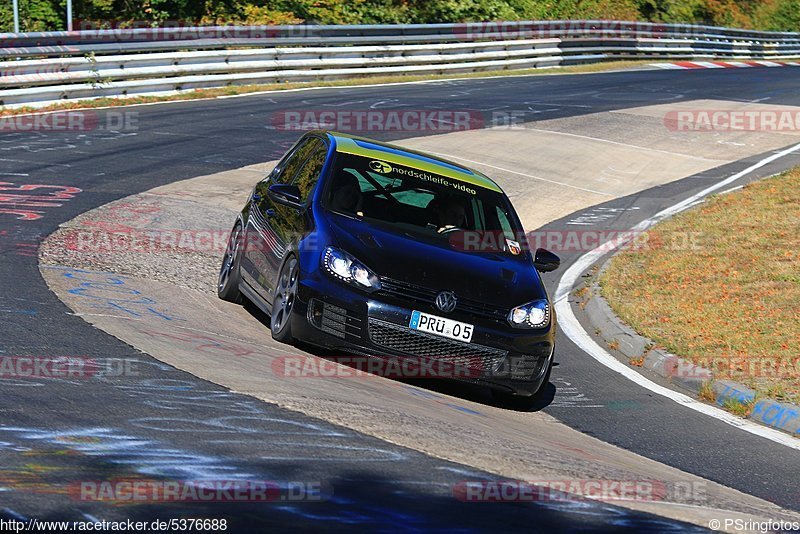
12, 0, 20, 33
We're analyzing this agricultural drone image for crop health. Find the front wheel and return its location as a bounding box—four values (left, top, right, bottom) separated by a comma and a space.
218, 222, 243, 303
271, 255, 299, 343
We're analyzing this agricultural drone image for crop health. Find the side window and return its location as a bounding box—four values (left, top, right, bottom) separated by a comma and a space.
274, 138, 322, 184
291, 147, 327, 202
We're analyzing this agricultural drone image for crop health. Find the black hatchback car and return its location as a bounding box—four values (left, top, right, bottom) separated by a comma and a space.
218, 131, 560, 404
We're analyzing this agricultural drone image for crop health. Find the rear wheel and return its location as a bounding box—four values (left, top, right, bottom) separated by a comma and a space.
271, 255, 299, 343
218, 222, 243, 303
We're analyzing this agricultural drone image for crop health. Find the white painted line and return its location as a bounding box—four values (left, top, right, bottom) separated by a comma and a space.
522, 127, 724, 163
555, 141, 800, 450
424, 151, 615, 197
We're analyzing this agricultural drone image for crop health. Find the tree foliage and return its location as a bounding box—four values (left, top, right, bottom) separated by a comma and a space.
0, 0, 797, 33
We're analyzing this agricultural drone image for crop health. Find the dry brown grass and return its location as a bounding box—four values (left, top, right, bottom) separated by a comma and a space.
698, 382, 716, 403
601, 169, 800, 404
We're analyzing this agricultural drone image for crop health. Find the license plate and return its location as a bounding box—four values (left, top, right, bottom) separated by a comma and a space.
409, 310, 474, 343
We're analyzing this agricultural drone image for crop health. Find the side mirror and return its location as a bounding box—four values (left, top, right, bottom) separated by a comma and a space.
268, 183, 302, 209
534, 248, 560, 272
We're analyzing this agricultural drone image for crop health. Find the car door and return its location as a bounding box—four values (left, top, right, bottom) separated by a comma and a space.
241, 137, 314, 300
241, 136, 327, 303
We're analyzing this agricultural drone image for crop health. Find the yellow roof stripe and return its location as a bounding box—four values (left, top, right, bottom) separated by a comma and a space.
333, 137, 503, 193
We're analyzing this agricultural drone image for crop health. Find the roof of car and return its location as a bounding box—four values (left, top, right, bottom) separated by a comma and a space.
324, 131, 503, 193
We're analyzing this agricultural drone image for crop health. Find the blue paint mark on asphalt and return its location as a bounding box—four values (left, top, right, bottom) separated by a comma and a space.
405, 388, 440, 400
51, 266, 184, 322
404, 386, 484, 416
445, 404, 483, 415
0, 308, 36, 316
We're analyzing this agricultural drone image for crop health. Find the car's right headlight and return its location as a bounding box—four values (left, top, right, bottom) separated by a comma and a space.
322, 246, 381, 292
507, 299, 550, 329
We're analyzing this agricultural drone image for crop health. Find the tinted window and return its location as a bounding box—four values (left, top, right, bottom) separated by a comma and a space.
291, 147, 327, 202
275, 137, 324, 184
325, 152, 522, 244
345, 169, 434, 209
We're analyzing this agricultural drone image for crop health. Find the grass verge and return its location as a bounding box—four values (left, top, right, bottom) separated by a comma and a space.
600, 169, 800, 405
0, 60, 651, 117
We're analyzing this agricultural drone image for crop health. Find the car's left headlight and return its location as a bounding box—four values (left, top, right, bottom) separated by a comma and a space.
507, 299, 550, 329
322, 246, 381, 292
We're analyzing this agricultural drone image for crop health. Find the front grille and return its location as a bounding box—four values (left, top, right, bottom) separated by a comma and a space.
379, 278, 508, 320
368, 318, 507, 372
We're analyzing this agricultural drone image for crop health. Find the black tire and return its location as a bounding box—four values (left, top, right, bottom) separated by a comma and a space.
492, 360, 553, 410
271, 255, 299, 343
218, 222, 244, 303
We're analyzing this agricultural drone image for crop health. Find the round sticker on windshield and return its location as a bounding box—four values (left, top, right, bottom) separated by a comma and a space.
369, 160, 393, 173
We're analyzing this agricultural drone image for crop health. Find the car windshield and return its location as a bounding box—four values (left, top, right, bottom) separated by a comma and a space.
324, 152, 524, 253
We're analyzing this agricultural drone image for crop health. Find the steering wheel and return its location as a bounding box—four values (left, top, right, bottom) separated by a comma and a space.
437, 225, 462, 235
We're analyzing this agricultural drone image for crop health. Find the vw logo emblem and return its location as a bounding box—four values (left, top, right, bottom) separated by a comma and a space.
435, 291, 457, 313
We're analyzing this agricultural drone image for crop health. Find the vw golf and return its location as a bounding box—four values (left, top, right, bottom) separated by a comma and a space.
218, 131, 560, 404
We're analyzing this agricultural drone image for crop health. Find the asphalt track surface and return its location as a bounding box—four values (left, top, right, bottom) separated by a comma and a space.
1, 67, 799, 529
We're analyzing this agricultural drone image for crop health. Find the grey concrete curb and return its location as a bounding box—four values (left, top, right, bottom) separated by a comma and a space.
576, 257, 800, 439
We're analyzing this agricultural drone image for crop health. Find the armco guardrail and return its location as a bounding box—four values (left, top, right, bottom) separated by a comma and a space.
1, 20, 799, 108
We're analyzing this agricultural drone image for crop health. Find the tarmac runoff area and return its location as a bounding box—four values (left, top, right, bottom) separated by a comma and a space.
40, 99, 800, 527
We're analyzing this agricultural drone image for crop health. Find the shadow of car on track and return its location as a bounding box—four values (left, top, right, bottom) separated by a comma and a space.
241, 300, 558, 413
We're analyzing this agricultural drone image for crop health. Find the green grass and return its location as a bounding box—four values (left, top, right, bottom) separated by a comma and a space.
722, 397, 756, 418
0, 60, 651, 117
601, 169, 800, 405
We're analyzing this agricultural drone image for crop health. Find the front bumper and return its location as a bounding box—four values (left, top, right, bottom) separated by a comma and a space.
292, 275, 555, 396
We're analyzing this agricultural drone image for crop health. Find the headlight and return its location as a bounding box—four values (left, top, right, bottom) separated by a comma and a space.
507, 299, 550, 329
322, 246, 381, 291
